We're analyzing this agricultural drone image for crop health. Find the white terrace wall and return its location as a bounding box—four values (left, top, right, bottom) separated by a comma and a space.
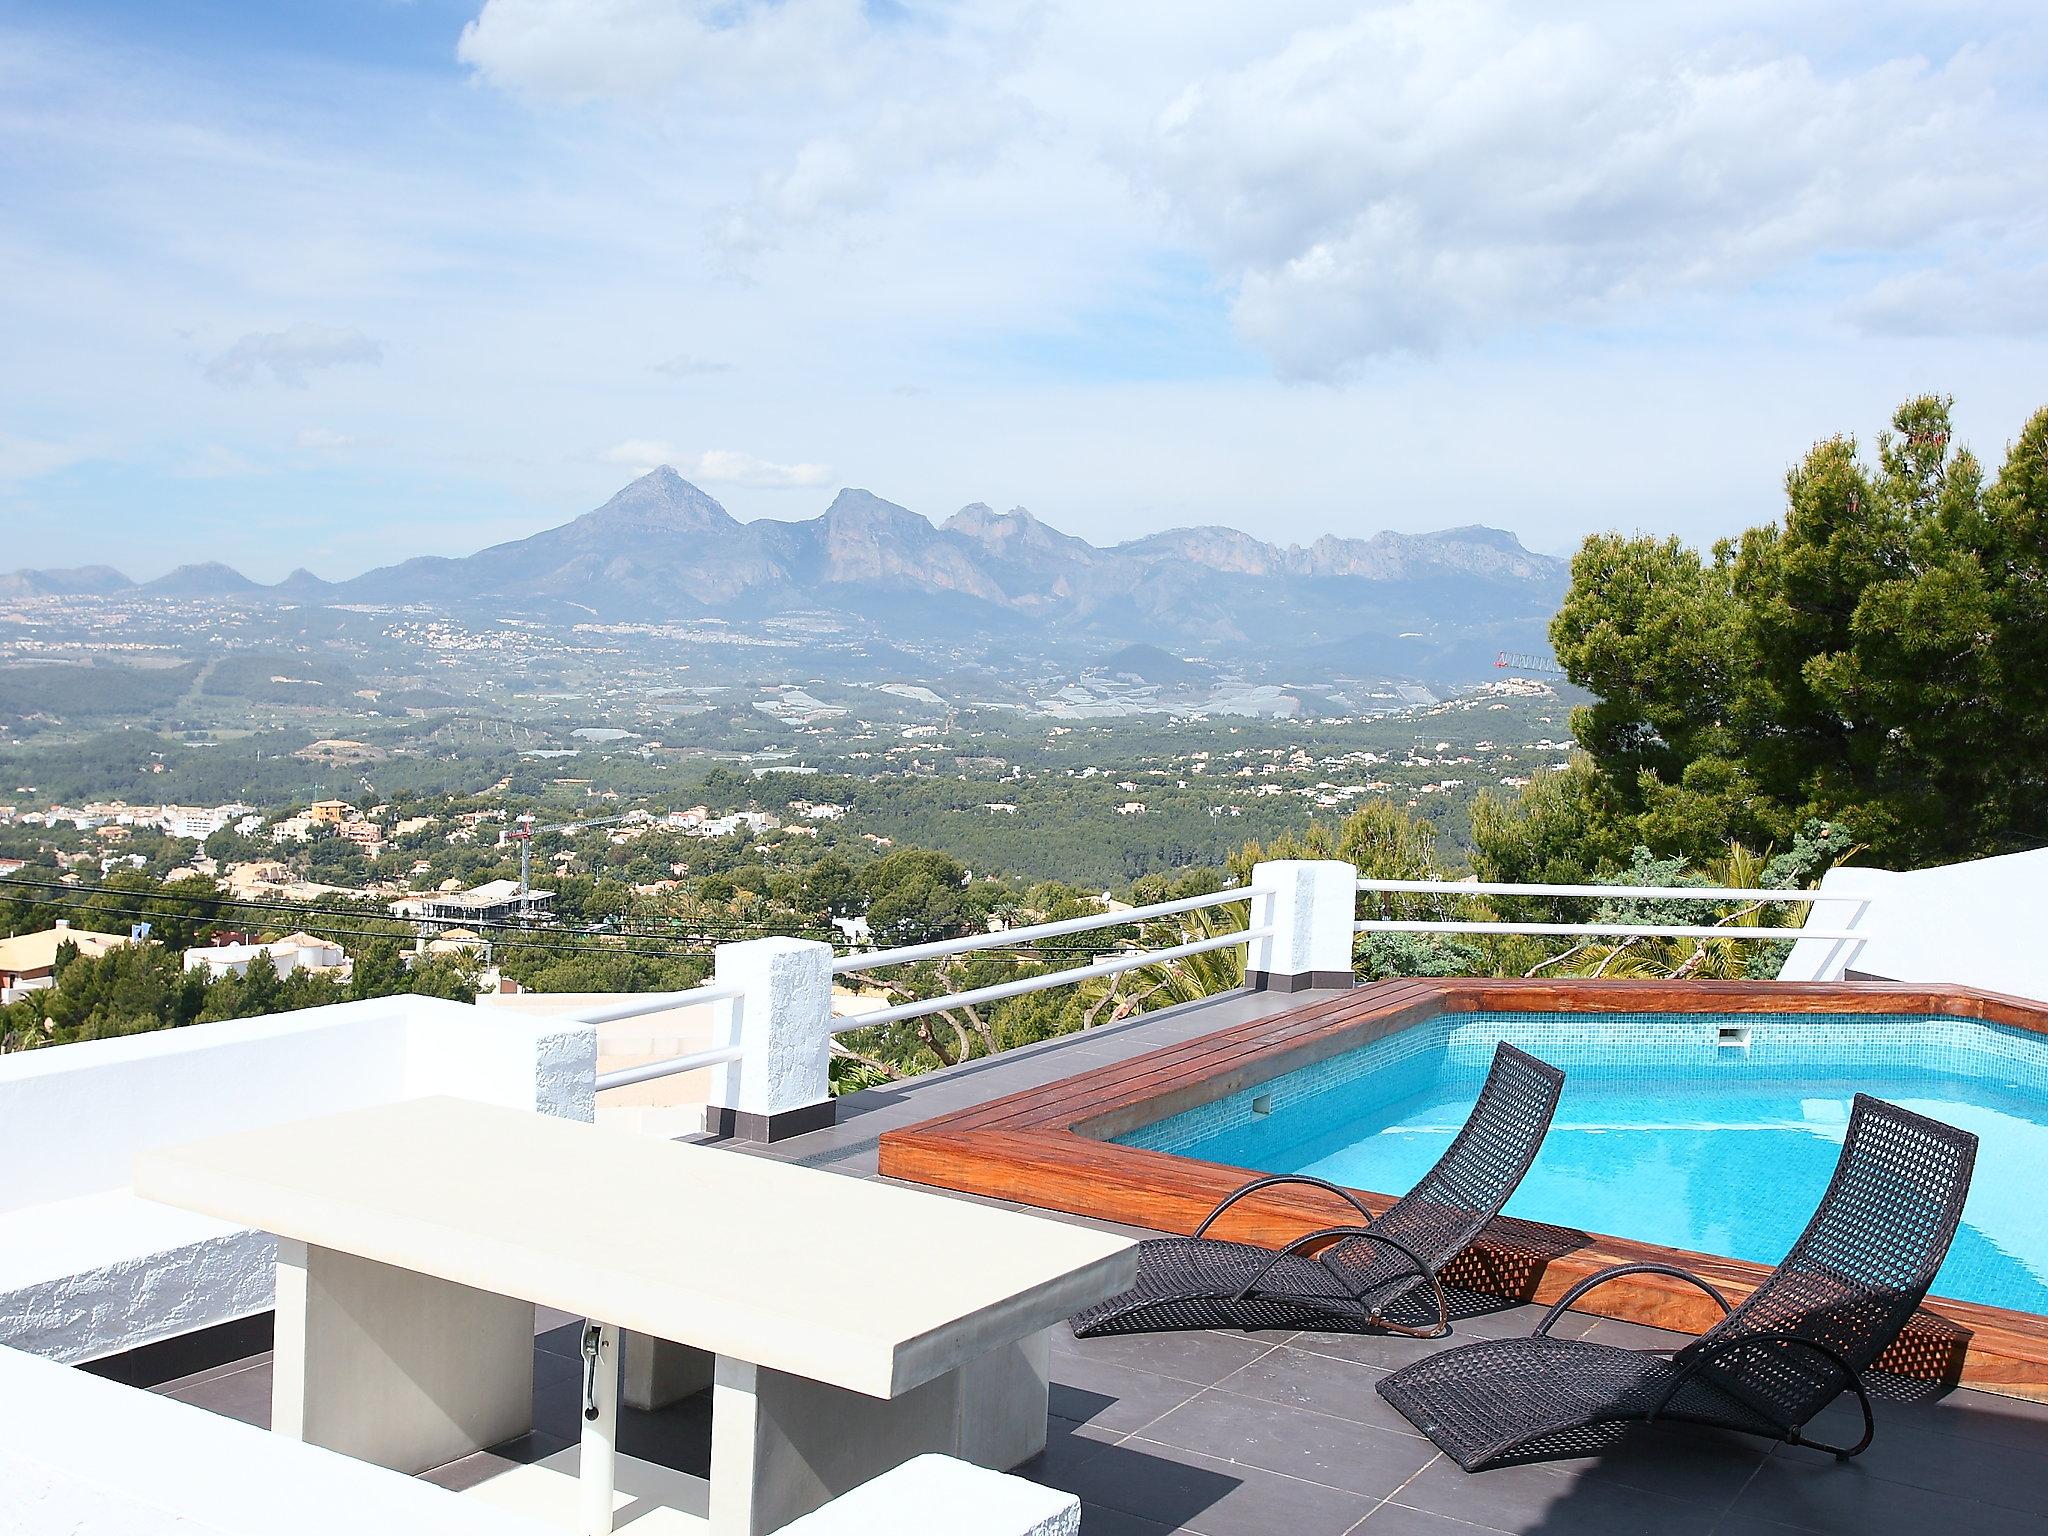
1779, 846, 2048, 1002
0, 1343, 558, 1536
483, 989, 720, 1138
0, 995, 596, 1362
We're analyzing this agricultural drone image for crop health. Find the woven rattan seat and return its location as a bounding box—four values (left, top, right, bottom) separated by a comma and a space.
1379, 1094, 1978, 1469
1071, 1042, 1565, 1339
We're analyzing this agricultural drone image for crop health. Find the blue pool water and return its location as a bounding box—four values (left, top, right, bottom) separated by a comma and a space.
1115, 1011, 2048, 1315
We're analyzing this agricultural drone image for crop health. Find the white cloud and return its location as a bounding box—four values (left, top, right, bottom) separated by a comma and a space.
1139, 1, 2041, 375
293, 427, 357, 452
600, 440, 833, 488
172, 443, 265, 479
5, 1, 2048, 577
457, 0, 873, 105
205, 324, 383, 388
0, 431, 87, 486
652, 354, 731, 378
1846, 262, 2048, 337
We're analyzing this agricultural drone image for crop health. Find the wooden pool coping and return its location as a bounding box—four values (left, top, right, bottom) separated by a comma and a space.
877, 978, 2048, 1401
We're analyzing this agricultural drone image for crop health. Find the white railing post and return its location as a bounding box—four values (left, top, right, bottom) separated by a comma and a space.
1247, 860, 1358, 992
705, 937, 836, 1142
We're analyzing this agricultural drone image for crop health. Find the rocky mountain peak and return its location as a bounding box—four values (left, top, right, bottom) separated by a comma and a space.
574, 468, 740, 538
1117, 525, 1282, 577
822, 488, 934, 534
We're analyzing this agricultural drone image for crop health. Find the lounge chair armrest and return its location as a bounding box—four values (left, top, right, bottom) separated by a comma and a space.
1192, 1174, 1376, 1239
1272, 1224, 1377, 1260
1534, 1262, 1734, 1337
1653, 1331, 1873, 1459
1232, 1226, 1430, 1300
1239, 1227, 1453, 1338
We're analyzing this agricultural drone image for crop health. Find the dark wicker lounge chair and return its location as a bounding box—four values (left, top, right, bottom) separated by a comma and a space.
1378, 1093, 1978, 1469
1071, 1042, 1565, 1339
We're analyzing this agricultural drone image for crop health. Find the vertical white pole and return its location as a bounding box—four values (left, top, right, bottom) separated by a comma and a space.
580, 1321, 620, 1536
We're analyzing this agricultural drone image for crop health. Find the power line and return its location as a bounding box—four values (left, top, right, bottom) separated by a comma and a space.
0, 879, 722, 962
1, 875, 1216, 964
0, 873, 823, 944
0, 897, 717, 964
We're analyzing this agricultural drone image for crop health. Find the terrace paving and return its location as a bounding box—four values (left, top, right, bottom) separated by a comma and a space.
150, 985, 2048, 1535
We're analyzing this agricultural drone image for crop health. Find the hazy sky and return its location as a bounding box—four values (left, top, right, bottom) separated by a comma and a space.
3, 0, 2045, 582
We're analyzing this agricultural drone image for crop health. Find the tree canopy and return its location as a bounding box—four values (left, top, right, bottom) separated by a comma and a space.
1548, 395, 2048, 866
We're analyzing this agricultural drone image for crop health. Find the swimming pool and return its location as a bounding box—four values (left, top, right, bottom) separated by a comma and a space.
1116, 1010, 2048, 1315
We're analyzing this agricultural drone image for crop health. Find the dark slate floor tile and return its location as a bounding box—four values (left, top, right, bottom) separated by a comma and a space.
1041, 1435, 1381, 1536
153, 1349, 275, 1395
1730, 1446, 2048, 1535
1705, 1518, 1819, 1536
534, 1304, 581, 1335
535, 1320, 584, 1359
1049, 1351, 1209, 1434
166, 1358, 272, 1429
1050, 1323, 1284, 1387
533, 1343, 581, 1389
1074, 1502, 1184, 1536
1391, 1452, 1722, 1536
1580, 1315, 1692, 1352
532, 1362, 585, 1442
1018, 1413, 1125, 1483
1785, 1411, 2048, 1512
1449, 1301, 1602, 1341
615, 1388, 713, 1474
1348, 1501, 1517, 1535
419, 1431, 575, 1493
1285, 1326, 1483, 1375
1211, 1342, 1423, 1437
1854, 1388, 2048, 1458
1537, 1422, 1770, 1505
1138, 1386, 1440, 1499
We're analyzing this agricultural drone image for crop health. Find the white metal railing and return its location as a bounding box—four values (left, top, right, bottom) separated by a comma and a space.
1357, 878, 1833, 902
826, 886, 1260, 974
824, 885, 1266, 1032
577, 981, 743, 1026
1352, 919, 1865, 940
832, 924, 1273, 1032
596, 1041, 744, 1093
586, 981, 746, 1092
589, 890, 1270, 1088
1352, 878, 1871, 943
583, 868, 1880, 1115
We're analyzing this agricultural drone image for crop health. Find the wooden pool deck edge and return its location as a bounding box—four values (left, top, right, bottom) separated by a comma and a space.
877, 978, 2048, 1402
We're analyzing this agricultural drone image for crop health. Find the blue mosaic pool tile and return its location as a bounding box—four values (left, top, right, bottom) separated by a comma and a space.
1115, 1011, 2046, 1155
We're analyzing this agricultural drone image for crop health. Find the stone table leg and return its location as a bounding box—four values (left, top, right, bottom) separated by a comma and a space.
623, 1332, 714, 1411
707, 1329, 1051, 1536
270, 1238, 533, 1475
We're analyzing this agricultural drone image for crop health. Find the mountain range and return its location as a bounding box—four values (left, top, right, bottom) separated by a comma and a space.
2, 469, 1568, 676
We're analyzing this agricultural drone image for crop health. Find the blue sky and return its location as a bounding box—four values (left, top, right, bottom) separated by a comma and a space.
3, 0, 2045, 581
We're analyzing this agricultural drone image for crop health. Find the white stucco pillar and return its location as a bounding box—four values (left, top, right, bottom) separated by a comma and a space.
705, 937, 837, 1141
1246, 860, 1358, 992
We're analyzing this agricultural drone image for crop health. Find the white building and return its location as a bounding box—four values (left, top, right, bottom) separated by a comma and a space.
390, 879, 553, 925
0, 922, 137, 1003
183, 932, 348, 981
156, 804, 254, 841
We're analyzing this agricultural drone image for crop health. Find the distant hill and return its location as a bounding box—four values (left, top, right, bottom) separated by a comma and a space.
0, 564, 133, 599
0, 468, 1568, 676
1095, 643, 1213, 686
141, 562, 264, 597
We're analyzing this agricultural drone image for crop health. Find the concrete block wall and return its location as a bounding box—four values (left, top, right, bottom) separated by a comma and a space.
1778, 848, 2048, 1001
0, 996, 596, 1362
0, 1343, 556, 1535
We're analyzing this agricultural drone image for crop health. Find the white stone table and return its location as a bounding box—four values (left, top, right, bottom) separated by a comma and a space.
134, 1096, 1135, 1536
